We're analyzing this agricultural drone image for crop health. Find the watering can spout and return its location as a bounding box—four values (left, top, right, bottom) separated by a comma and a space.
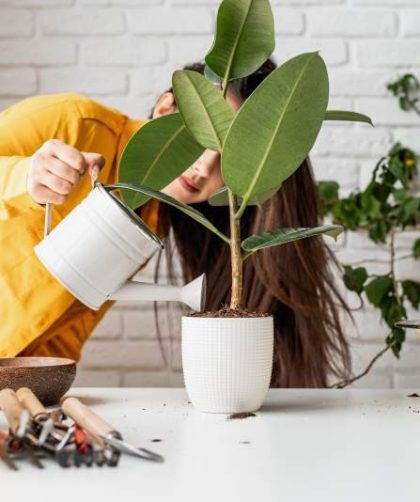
109, 273, 206, 312
182, 273, 206, 312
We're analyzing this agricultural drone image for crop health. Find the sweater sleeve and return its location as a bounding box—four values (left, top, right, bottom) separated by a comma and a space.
0, 156, 46, 217
0, 94, 163, 358
0, 95, 119, 356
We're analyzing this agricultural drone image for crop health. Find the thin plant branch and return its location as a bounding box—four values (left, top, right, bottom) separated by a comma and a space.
328, 339, 395, 389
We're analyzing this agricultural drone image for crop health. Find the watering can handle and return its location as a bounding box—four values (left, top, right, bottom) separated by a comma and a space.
43, 166, 100, 238
44, 203, 52, 238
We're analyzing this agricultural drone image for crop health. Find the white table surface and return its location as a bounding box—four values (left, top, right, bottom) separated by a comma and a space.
1, 387, 420, 502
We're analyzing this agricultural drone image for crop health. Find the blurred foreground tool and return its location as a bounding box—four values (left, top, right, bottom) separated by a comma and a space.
0, 389, 44, 470
61, 397, 164, 463
0, 387, 107, 468
16, 387, 106, 468
0, 388, 164, 469
0, 430, 18, 470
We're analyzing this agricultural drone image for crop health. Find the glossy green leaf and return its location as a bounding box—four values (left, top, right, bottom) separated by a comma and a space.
241, 225, 343, 254
208, 186, 278, 207
205, 0, 275, 83
367, 220, 390, 244
388, 155, 409, 187
388, 329, 403, 358
413, 238, 420, 259
318, 181, 339, 202
325, 110, 373, 126
172, 70, 234, 152
222, 52, 329, 209
105, 182, 229, 245
392, 327, 406, 343
361, 189, 382, 219
385, 302, 407, 327
402, 280, 420, 309
343, 265, 368, 295
118, 113, 204, 209
365, 275, 393, 307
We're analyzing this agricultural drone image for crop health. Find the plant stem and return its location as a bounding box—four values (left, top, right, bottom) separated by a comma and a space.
222, 73, 229, 99
228, 189, 243, 309
408, 99, 420, 117
390, 230, 403, 307
221, 75, 243, 310
328, 339, 395, 389
235, 197, 248, 220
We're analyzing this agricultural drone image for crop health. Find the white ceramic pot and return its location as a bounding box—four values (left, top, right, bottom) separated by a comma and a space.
182, 316, 274, 413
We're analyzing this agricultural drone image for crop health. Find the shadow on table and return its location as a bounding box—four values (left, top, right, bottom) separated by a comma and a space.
260, 400, 330, 414
260, 392, 358, 414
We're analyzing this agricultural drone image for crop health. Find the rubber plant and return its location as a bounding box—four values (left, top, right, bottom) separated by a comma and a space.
108, 0, 373, 313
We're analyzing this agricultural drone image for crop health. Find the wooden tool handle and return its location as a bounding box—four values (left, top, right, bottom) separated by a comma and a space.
0, 389, 24, 435
61, 397, 115, 441
16, 388, 45, 418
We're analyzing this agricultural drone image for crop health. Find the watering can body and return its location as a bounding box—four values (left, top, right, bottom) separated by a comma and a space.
34, 184, 205, 312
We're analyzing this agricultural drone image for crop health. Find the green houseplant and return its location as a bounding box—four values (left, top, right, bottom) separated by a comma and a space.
106, 0, 372, 412
318, 73, 420, 389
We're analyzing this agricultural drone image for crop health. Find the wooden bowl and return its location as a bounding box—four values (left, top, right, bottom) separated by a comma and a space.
0, 357, 76, 406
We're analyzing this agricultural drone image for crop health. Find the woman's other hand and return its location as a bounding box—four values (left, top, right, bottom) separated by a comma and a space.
27, 139, 105, 205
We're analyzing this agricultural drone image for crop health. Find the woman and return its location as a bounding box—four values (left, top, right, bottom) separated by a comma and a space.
0, 59, 351, 387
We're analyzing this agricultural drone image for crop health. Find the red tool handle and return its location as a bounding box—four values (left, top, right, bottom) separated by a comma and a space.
0, 430, 8, 447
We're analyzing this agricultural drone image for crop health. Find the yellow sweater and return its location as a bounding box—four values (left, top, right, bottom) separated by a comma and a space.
0, 92, 160, 361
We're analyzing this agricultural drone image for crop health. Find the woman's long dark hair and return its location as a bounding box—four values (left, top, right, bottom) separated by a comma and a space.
152, 60, 352, 387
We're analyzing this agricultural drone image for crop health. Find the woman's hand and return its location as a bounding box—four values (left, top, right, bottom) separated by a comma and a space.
27, 139, 105, 205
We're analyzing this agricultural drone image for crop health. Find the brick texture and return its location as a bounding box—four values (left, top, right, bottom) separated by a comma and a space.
0, 0, 419, 389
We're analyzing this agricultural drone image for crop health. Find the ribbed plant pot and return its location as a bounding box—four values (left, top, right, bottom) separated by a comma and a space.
182, 315, 274, 414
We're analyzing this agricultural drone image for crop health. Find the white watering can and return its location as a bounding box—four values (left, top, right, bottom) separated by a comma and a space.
34, 183, 206, 312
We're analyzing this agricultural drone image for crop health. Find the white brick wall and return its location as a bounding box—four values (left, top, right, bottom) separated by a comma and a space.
1, 0, 419, 389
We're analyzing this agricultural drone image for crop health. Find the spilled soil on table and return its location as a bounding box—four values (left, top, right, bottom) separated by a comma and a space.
228, 412, 256, 420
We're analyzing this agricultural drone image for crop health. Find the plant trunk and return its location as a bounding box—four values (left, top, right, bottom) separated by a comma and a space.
228, 189, 243, 309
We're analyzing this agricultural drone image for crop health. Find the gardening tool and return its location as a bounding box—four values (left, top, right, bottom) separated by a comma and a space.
61, 397, 164, 463
0, 389, 44, 469
13, 387, 77, 468
36, 178, 206, 312
0, 430, 18, 470
0, 388, 27, 437
16, 387, 67, 444
15, 387, 106, 468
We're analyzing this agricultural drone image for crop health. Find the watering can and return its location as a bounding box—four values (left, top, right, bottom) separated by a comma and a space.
34, 183, 206, 312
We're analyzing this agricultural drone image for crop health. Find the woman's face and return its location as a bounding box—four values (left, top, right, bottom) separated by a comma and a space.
152, 89, 242, 204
